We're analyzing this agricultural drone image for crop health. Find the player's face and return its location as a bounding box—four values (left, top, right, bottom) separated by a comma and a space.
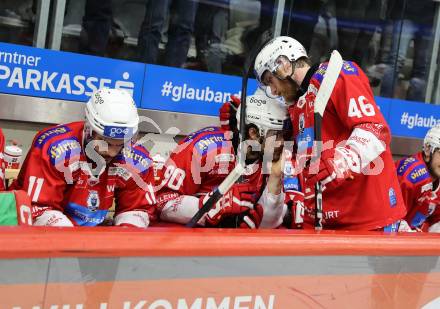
262, 130, 284, 162
245, 125, 261, 161
429, 150, 440, 178
245, 127, 284, 162
261, 71, 297, 103
91, 133, 125, 163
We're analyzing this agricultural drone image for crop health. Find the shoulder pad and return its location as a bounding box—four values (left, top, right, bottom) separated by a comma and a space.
396, 156, 419, 176
193, 132, 228, 156
34, 125, 72, 148
47, 137, 81, 166
118, 145, 152, 174
312, 61, 359, 84
406, 164, 430, 184
312, 63, 328, 84
340, 61, 359, 76
183, 126, 221, 143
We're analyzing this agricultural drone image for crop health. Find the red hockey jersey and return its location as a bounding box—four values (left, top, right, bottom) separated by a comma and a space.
288, 61, 406, 230
396, 152, 440, 229
12, 121, 156, 227
156, 126, 264, 226
0, 128, 5, 191
282, 149, 305, 228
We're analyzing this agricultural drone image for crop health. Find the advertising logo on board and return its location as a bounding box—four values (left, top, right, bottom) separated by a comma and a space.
0, 42, 144, 106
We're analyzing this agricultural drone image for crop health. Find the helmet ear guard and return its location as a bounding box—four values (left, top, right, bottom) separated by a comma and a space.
85, 88, 140, 141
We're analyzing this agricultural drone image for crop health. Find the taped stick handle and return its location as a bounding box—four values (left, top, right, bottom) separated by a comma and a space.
314, 113, 323, 230
186, 164, 246, 228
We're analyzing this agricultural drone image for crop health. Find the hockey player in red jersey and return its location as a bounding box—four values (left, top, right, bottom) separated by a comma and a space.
396, 125, 440, 232
253, 36, 406, 230
219, 96, 305, 229
0, 128, 5, 191
12, 88, 156, 227
156, 91, 288, 228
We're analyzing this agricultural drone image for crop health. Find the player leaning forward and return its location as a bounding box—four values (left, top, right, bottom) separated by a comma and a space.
155, 90, 287, 228
12, 88, 156, 227
254, 36, 407, 230
395, 125, 440, 232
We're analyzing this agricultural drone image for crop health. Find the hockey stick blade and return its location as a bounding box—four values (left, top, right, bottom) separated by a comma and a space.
313, 50, 343, 231
186, 163, 246, 228
314, 50, 343, 117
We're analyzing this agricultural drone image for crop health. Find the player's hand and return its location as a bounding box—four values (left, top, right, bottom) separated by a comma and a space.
269, 147, 288, 178
305, 147, 355, 191
265, 148, 287, 195
201, 183, 257, 226
219, 95, 240, 133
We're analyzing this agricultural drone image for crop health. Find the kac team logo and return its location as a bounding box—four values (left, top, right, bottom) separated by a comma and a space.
87, 190, 100, 212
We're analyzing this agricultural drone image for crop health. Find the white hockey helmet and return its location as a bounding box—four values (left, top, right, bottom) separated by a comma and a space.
424, 124, 440, 154
254, 36, 308, 88
85, 88, 139, 140
237, 88, 288, 138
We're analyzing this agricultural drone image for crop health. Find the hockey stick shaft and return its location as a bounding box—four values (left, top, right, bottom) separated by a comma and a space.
238, 31, 274, 169
186, 32, 272, 228
314, 113, 324, 230
313, 50, 343, 230
185, 163, 245, 227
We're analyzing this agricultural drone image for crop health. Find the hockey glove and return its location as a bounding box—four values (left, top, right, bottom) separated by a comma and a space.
306, 147, 355, 191
201, 183, 257, 227
237, 203, 264, 229
219, 95, 240, 133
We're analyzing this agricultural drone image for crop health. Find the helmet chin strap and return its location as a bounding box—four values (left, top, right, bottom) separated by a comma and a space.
296, 62, 321, 99
287, 60, 297, 82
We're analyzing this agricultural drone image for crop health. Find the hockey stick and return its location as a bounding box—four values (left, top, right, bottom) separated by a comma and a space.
186, 31, 273, 228
312, 50, 343, 230
185, 163, 246, 227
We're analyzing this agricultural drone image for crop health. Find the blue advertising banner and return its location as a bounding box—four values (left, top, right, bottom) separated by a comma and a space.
375, 96, 392, 122
0, 42, 145, 106
385, 98, 440, 139
141, 64, 258, 116
1, 42, 440, 138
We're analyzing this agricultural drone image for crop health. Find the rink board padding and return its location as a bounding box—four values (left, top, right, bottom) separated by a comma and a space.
1, 228, 440, 308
